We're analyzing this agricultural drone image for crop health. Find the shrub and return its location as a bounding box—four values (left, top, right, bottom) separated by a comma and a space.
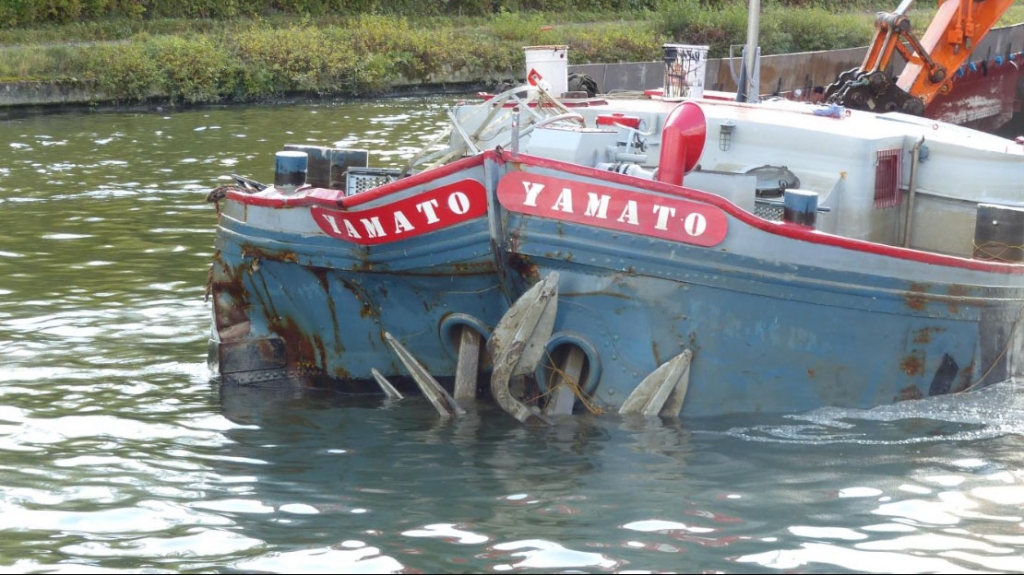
565, 22, 662, 64
82, 43, 160, 102
231, 26, 367, 97
764, 6, 873, 53
655, 0, 877, 57
149, 35, 236, 103
491, 10, 558, 43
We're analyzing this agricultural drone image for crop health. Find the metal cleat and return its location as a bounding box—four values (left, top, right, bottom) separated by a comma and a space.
488, 272, 560, 424
370, 367, 404, 400
618, 350, 692, 417
384, 332, 465, 418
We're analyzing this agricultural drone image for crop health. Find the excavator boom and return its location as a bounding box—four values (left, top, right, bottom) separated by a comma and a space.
825, 0, 1014, 115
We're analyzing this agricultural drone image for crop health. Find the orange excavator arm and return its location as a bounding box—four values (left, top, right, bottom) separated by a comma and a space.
825, 0, 1014, 115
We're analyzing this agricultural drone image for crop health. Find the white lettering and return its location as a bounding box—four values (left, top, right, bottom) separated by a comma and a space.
551, 188, 574, 213
321, 214, 344, 235
683, 212, 707, 236
416, 199, 441, 224
448, 191, 471, 215
343, 218, 362, 239
652, 205, 676, 231
393, 211, 415, 234
584, 193, 610, 219
360, 217, 386, 238
522, 181, 546, 207
617, 200, 639, 225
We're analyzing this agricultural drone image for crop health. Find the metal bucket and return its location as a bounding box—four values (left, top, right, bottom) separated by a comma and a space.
663, 44, 709, 99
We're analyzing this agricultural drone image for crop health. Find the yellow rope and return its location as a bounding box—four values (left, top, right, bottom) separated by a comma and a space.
961, 305, 1024, 393
972, 241, 1024, 262
535, 351, 604, 415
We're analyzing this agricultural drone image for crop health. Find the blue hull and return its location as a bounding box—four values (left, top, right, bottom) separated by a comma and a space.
209, 157, 507, 389
504, 217, 1022, 415
488, 155, 1024, 415
210, 148, 1024, 416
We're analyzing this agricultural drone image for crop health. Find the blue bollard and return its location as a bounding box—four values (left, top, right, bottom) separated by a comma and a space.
783, 189, 818, 228
274, 151, 308, 188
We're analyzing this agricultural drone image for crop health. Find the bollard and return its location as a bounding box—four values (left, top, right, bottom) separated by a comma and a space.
274, 150, 308, 189
783, 189, 818, 228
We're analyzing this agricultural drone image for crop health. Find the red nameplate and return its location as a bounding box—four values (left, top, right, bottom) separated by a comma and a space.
497, 172, 727, 246
312, 179, 487, 245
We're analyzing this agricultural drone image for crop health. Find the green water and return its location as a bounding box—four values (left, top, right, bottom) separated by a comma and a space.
2, 100, 1024, 573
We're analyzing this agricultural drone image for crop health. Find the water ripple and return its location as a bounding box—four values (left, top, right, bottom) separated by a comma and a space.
1, 100, 1023, 573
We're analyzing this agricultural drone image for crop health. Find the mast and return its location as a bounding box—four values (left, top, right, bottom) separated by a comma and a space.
736, 0, 761, 102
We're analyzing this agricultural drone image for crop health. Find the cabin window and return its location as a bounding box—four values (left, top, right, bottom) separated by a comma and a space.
874, 148, 903, 209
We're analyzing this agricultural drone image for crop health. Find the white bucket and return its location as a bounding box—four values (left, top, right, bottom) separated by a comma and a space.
663, 44, 709, 99
525, 45, 568, 96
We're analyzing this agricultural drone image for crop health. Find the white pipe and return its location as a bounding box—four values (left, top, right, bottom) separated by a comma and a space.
902, 136, 926, 248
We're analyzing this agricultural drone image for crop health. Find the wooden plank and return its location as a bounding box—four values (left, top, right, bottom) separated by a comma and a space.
544, 346, 585, 416
453, 327, 481, 401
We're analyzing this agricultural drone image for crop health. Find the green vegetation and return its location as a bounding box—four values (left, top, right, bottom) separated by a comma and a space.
1, 0, 1022, 105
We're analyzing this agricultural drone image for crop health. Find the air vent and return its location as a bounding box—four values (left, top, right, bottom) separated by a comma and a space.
874, 148, 903, 209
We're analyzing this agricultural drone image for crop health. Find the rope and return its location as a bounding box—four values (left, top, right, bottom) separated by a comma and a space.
533, 350, 604, 415
972, 241, 1024, 263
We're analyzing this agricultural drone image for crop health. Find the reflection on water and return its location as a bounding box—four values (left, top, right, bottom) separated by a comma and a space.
2, 100, 1024, 573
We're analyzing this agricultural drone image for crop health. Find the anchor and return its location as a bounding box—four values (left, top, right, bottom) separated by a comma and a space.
384, 331, 466, 418
618, 349, 692, 417
370, 367, 403, 400
487, 272, 560, 424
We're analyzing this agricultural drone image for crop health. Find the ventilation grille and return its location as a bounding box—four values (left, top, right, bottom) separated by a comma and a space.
346, 168, 401, 195
874, 148, 903, 209
754, 203, 784, 221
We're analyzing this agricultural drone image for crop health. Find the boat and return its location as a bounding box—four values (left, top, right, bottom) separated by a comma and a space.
207, 1, 1024, 421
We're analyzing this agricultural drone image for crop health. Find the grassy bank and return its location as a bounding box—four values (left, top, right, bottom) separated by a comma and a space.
2, 1, 1023, 106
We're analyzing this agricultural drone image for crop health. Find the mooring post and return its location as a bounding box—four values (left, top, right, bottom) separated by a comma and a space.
274, 150, 307, 190
783, 189, 819, 228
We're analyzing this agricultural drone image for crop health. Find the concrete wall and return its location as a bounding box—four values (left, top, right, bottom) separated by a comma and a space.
0, 81, 103, 107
